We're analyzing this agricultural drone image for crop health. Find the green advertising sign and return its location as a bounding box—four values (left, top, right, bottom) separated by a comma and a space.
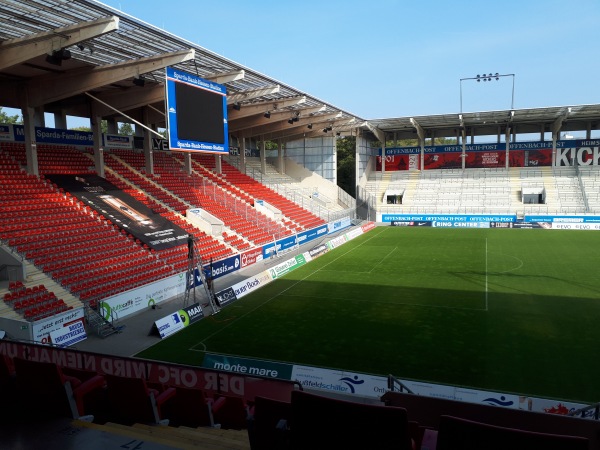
202, 353, 294, 380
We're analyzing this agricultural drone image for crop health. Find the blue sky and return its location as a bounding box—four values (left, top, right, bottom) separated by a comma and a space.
5, 0, 600, 125
94, 0, 600, 120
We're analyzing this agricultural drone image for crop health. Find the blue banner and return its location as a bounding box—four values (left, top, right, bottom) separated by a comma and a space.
193, 254, 241, 286
13, 125, 94, 146
524, 215, 600, 223
262, 224, 328, 259
382, 214, 516, 223
328, 218, 352, 234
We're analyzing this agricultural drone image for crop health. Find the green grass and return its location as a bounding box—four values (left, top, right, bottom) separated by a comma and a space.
136, 226, 600, 403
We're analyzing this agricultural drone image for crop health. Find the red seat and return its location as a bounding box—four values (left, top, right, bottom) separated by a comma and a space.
13, 357, 105, 419
436, 415, 590, 450
104, 374, 175, 425
212, 393, 251, 430
163, 386, 218, 428
248, 396, 292, 450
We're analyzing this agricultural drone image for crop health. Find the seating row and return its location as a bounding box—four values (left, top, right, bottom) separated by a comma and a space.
248, 389, 593, 450
0, 355, 250, 431
1, 353, 595, 449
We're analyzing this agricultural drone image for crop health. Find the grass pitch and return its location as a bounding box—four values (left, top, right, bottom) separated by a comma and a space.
137, 226, 600, 403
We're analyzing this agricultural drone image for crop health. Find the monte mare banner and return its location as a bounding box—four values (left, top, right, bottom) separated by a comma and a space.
376, 139, 600, 170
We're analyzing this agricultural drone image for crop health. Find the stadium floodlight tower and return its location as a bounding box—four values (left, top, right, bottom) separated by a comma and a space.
459, 72, 515, 113
183, 234, 220, 314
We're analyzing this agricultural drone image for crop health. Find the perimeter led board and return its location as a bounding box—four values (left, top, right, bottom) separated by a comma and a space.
165, 66, 229, 153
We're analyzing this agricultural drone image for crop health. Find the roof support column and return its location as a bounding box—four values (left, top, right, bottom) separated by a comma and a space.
142, 107, 154, 176
18, 86, 38, 176
183, 153, 192, 174
276, 139, 284, 174
34, 106, 45, 127
90, 101, 105, 178
21, 104, 39, 176
551, 132, 558, 167
461, 134, 466, 171
381, 137, 386, 172
260, 136, 266, 174
410, 118, 425, 171
54, 111, 67, 130
505, 127, 511, 170
215, 154, 222, 174
586, 122, 592, 140
551, 109, 569, 167
239, 136, 246, 173
106, 118, 118, 134
539, 124, 545, 142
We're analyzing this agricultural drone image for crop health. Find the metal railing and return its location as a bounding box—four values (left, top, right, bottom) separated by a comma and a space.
386, 374, 414, 394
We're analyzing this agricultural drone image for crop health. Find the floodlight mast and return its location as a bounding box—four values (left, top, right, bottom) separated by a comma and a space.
459, 73, 515, 113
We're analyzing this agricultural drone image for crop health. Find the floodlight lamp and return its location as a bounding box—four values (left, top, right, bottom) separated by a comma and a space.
57, 48, 71, 60
76, 43, 94, 55
45, 48, 71, 66
307, 124, 313, 129
288, 119, 294, 124
292, 117, 299, 122
264, 111, 271, 118
46, 53, 61, 66
233, 103, 241, 111
132, 77, 146, 87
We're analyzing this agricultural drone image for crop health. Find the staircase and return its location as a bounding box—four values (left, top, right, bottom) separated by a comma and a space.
540, 166, 560, 212
401, 171, 421, 208
85, 305, 122, 338
508, 167, 523, 205
377, 172, 392, 206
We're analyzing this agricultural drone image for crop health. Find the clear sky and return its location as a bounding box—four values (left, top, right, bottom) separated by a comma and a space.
93, 0, 600, 120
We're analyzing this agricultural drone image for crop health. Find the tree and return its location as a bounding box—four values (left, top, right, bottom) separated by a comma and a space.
70, 120, 107, 133
336, 136, 356, 196
0, 107, 22, 124
256, 140, 279, 150
118, 122, 135, 136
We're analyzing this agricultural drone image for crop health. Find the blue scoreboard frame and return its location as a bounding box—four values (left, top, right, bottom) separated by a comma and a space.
165, 66, 229, 153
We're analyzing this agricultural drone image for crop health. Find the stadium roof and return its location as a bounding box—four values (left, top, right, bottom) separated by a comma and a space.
1, 0, 600, 145
0, 0, 362, 142
366, 104, 600, 142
